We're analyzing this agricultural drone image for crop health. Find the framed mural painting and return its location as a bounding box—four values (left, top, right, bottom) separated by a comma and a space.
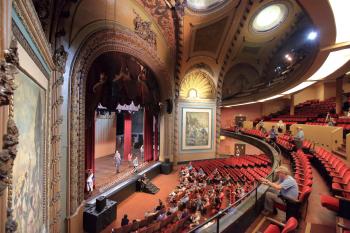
182, 108, 212, 150
12, 71, 47, 233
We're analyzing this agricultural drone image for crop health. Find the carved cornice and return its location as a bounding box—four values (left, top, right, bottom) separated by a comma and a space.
12, 21, 50, 78
12, 0, 55, 69
133, 10, 157, 49
136, 0, 176, 48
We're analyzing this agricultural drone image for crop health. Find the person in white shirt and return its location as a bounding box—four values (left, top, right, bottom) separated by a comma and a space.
114, 150, 121, 173
140, 145, 144, 161
133, 156, 139, 173
294, 127, 304, 150
86, 170, 94, 194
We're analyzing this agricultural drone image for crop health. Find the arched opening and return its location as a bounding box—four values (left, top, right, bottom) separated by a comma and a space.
85, 51, 161, 197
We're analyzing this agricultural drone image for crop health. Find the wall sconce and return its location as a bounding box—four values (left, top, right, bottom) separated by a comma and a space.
187, 88, 198, 99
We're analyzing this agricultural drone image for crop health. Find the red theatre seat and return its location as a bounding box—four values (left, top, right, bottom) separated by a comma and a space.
264, 217, 298, 233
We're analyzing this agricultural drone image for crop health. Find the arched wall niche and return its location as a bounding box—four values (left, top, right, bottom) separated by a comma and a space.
67, 28, 173, 215
179, 69, 216, 100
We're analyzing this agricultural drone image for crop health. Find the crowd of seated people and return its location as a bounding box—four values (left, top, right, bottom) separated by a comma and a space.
111, 158, 268, 233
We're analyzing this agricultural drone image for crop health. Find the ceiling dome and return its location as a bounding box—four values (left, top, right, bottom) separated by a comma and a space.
252, 3, 289, 32
187, 0, 226, 11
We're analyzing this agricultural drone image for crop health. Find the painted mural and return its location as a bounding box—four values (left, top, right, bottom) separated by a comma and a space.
182, 108, 212, 150
12, 71, 46, 233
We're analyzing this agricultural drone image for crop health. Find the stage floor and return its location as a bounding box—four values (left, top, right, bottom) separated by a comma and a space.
88, 154, 157, 199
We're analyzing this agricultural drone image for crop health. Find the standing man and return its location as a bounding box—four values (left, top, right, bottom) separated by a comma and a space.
140, 145, 144, 162
260, 166, 299, 216
294, 126, 304, 150
114, 150, 121, 173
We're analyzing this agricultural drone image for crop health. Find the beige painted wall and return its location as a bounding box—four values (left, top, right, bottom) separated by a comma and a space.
261, 98, 290, 116
294, 82, 325, 105
290, 124, 343, 152
95, 114, 116, 158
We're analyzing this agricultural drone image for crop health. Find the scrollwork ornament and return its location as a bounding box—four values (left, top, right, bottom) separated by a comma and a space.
0, 38, 19, 233
53, 45, 68, 73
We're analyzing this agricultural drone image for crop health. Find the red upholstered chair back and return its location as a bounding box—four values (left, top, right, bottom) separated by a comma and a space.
343, 171, 350, 183
299, 186, 312, 202
282, 217, 298, 233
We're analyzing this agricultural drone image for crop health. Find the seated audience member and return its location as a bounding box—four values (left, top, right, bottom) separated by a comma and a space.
155, 199, 165, 211
190, 211, 201, 227
293, 127, 304, 150
121, 214, 129, 226
260, 166, 299, 216
188, 162, 193, 171
157, 210, 166, 221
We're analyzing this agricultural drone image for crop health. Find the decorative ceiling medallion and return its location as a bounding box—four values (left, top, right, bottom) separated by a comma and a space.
251, 2, 289, 32
179, 70, 216, 100
133, 10, 157, 49
187, 0, 227, 12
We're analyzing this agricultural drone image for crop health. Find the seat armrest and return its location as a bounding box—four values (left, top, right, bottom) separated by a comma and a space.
335, 195, 350, 202
337, 223, 350, 231
265, 217, 285, 228
279, 195, 301, 204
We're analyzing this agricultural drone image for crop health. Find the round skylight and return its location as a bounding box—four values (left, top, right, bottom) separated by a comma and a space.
187, 0, 226, 11
252, 3, 288, 32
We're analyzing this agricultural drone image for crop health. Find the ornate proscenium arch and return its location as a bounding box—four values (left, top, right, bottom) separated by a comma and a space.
68, 28, 172, 214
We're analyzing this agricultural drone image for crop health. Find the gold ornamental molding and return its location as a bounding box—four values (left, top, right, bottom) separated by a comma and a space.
0, 39, 19, 233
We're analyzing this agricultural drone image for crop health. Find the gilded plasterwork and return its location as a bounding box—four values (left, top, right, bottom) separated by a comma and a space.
179, 70, 216, 100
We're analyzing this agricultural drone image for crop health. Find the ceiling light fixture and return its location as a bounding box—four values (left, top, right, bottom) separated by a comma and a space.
307, 31, 318, 40
328, 0, 350, 43
307, 48, 350, 81
282, 81, 315, 95
252, 3, 288, 32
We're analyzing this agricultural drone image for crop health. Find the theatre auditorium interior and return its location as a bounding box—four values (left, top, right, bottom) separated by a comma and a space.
3, 0, 350, 233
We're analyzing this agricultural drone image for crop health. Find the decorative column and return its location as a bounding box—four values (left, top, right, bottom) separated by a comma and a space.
123, 112, 132, 160
50, 45, 67, 233
290, 94, 295, 116
336, 76, 344, 115
0, 39, 19, 233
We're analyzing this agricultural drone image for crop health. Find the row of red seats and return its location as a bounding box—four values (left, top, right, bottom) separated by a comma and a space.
241, 128, 267, 139
270, 117, 308, 122
292, 150, 313, 189
192, 155, 272, 183
310, 147, 350, 219
276, 137, 295, 151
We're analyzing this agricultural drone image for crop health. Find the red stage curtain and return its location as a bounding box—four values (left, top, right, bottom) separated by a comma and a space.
124, 113, 132, 160
144, 107, 153, 161
154, 115, 159, 161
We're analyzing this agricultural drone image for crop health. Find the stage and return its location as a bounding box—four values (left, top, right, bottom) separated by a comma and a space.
87, 159, 162, 205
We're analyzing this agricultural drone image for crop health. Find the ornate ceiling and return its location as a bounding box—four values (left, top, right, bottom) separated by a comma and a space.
32, 0, 344, 106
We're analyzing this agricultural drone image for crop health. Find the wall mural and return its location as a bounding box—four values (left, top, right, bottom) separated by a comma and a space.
12, 71, 46, 233
182, 108, 212, 150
